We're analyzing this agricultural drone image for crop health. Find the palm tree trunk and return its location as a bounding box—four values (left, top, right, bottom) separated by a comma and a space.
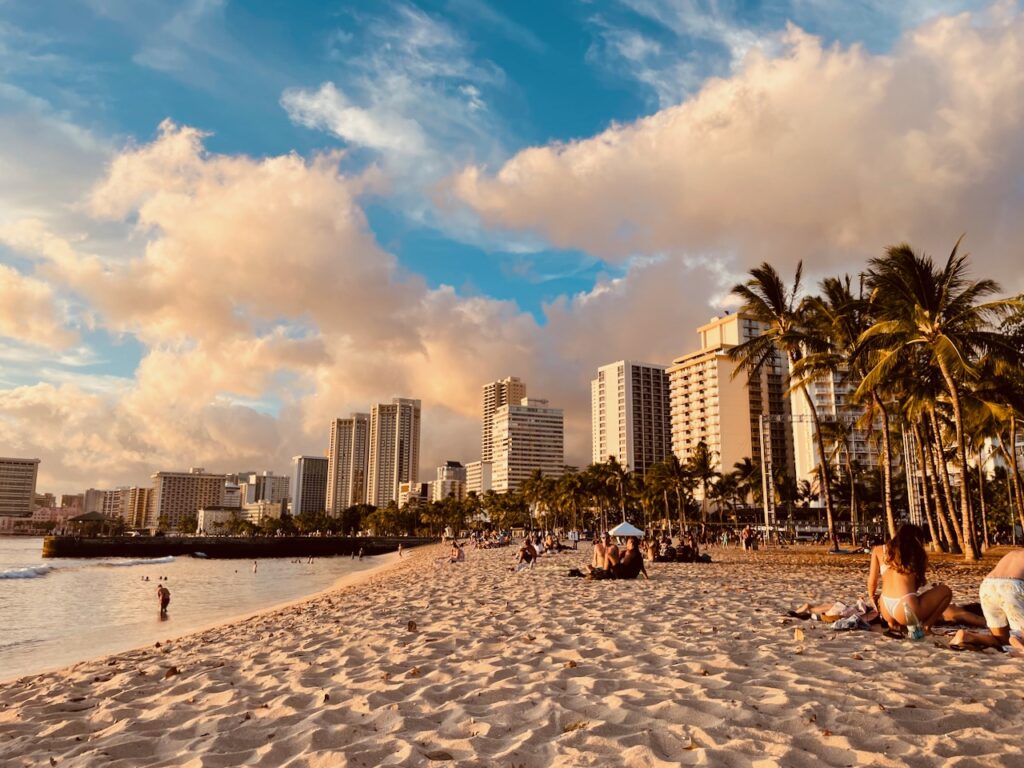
846, 451, 857, 542
927, 408, 967, 552
976, 452, 990, 551
910, 420, 944, 552
936, 359, 979, 560
675, 488, 687, 533
997, 438, 1024, 534
871, 390, 896, 538
919, 418, 959, 553
1008, 415, 1024, 534
798, 382, 836, 539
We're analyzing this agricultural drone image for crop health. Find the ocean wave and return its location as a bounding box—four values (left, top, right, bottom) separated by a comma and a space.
0, 565, 53, 580
101, 556, 176, 568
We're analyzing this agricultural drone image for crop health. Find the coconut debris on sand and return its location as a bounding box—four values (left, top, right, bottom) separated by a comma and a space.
1, 544, 1021, 767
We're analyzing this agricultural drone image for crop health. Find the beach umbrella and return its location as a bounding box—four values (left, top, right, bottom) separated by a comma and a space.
608, 521, 644, 538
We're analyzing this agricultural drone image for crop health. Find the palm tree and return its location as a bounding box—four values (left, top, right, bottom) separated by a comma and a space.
729, 262, 838, 540
732, 457, 760, 506
649, 454, 696, 534
556, 472, 586, 532
687, 441, 720, 523
861, 239, 1021, 560
603, 456, 632, 524
797, 275, 898, 536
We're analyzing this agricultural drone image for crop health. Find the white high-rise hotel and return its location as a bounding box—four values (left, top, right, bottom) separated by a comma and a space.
326, 414, 370, 514
591, 360, 671, 476
367, 398, 421, 507
491, 397, 564, 494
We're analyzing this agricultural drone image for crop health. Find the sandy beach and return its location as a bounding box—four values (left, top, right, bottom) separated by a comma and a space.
1, 543, 1021, 767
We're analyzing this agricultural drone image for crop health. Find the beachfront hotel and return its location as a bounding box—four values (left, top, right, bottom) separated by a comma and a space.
667, 313, 794, 484
0, 457, 40, 517
149, 469, 226, 530
291, 455, 328, 517
326, 414, 370, 515
433, 461, 467, 502
465, 460, 492, 495
591, 360, 671, 477
367, 398, 422, 507
491, 397, 564, 494
481, 377, 527, 463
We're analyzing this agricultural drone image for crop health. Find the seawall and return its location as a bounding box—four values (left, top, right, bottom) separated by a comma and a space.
41, 535, 433, 559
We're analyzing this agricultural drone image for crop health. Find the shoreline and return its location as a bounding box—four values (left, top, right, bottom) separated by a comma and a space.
0, 548, 410, 686
2, 543, 1020, 767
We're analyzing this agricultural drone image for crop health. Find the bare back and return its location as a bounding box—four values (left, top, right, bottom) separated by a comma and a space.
988, 549, 1024, 580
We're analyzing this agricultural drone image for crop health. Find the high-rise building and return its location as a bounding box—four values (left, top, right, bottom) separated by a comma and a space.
292, 455, 329, 517
465, 461, 492, 495
482, 377, 527, 462
591, 360, 671, 476
667, 313, 793, 489
367, 398, 421, 507
240, 471, 290, 505
149, 468, 226, 530
0, 457, 40, 517
122, 487, 152, 529
83, 488, 105, 514
59, 493, 84, 510
326, 414, 370, 514
790, 370, 879, 491
491, 397, 564, 494
433, 461, 467, 502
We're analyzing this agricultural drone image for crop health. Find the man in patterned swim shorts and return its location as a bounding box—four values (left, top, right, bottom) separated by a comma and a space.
952, 549, 1024, 653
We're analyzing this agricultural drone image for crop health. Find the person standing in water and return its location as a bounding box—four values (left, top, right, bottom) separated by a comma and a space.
253, 560, 258, 574
157, 584, 171, 615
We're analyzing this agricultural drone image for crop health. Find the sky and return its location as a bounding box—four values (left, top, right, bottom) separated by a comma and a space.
2, 0, 1024, 494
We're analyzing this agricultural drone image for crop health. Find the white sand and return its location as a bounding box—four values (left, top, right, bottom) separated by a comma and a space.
1, 544, 1021, 767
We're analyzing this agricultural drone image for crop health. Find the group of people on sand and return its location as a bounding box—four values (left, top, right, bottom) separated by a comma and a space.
798, 522, 1024, 655
588, 533, 649, 580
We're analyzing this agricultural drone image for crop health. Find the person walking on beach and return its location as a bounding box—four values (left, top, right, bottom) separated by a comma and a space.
951, 549, 1024, 653
358, 547, 364, 561
397, 543, 403, 558
252, 560, 258, 574
157, 584, 171, 615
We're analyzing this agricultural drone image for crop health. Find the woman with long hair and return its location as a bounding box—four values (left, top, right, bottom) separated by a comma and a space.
867, 524, 952, 632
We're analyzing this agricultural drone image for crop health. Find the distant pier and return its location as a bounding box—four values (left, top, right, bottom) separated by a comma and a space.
42, 535, 432, 559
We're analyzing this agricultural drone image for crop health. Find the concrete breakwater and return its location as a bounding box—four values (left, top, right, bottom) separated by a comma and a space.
42, 535, 432, 559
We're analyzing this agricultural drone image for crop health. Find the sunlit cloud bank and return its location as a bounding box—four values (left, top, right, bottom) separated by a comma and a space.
3, 7, 1024, 492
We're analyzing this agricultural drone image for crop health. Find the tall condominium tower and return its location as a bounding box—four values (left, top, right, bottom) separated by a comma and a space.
591, 360, 671, 477
491, 397, 564, 494
149, 468, 226, 530
367, 398, 421, 507
433, 460, 467, 502
667, 313, 793, 488
790, 370, 879, 489
0, 457, 39, 517
326, 414, 370, 515
482, 377, 527, 462
292, 455, 329, 517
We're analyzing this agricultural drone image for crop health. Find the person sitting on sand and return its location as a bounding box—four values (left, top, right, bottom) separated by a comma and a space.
951, 549, 1024, 653
867, 524, 952, 633
587, 536, 649, 580
511, 538, 537, 572
592, 533, 615, 570
157, 584, 171, 615
791, 597, 984, 627
449, 541, 466, 563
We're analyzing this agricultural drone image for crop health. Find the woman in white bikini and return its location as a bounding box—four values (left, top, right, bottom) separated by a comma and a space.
867, 524, 952, 633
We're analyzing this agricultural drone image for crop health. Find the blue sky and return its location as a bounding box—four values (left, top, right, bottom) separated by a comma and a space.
0, 0, 1016, 490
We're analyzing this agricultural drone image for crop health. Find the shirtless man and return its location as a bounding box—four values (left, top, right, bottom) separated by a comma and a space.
157, 584, 171, 615
591, 533, 617, 570
952, 549, 1024, 653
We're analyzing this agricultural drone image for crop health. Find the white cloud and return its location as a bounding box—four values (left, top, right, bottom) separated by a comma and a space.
452, 11, 1024, 288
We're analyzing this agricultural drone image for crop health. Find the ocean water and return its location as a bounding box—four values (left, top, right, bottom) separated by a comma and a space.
0, 537, 382, 681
